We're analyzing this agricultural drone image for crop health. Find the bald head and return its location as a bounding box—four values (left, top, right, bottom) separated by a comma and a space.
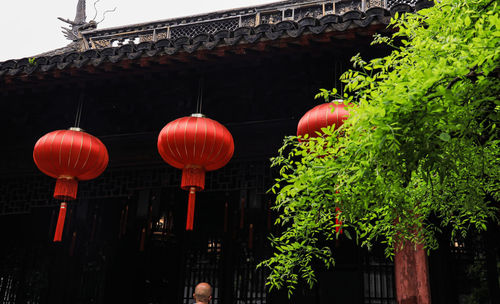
193, 282, 212, 303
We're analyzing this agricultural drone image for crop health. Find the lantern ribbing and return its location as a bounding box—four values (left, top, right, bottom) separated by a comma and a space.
297, 100, 350, 138
158, 114, 234, 231
33, 128, 108, 242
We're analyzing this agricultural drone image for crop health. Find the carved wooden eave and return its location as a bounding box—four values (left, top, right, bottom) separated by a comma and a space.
0, 0, 433, 92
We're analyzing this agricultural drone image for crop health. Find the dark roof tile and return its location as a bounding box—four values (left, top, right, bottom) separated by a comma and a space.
365, 7, 388, 17
57, 62, 72, 70
233, 27, 252, 37
145, 49, 160, 57
213, 29, 231, 40
415, 0, 434, 10
319, 14, 341, 25
40, 64, 55, 72
174, 37, 190, 47
109, 54, 125, 63
48, 55, 63, 64
243, 33, 263, 44
117, 45, 134, 55
91, 57, 106, 66
2, 60, 17, 69
127, 52, 143, 60
390, 4, 413, 15
24, 65, 39, 75
354, 16, 375, 28
1, 6, 418, 80
331, 21, 353, 32
63, 52, 80, 63
297, 17, 318, 28
73, 58, 89, 68
309, 24, 328, 34
254, 24, 272, 33
7, 68, 21, 76
137, 42, 154, 51
155, 39, 173, 48
265, 30, 282, 40
286, 27, 305, 38
17, 58, 30, 68
193, 33, 211, 43
342, 11, 363, 21
276, 21, 297, 31
101, 47, 117, 56
35, 57, 49, 65
164, 46, 181, 55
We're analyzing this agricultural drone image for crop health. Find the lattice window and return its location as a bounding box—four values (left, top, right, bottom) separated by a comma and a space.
170, 18, 239, 39
182, 237, 223, 304
294, 5, 324, 20
260, 12, 282, 24
233, 250, 267, 304
387, 0, 417, 7
0, 160, 275, 216
363, 255, 396, 304
92, 39, 111, 48
0, 275, 18, 304
336, 0, 363, 14
241, 15, 256, 27
367, 0, 385, 8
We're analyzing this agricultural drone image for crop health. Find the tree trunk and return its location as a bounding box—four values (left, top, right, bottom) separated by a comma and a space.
394, 241, 431, 304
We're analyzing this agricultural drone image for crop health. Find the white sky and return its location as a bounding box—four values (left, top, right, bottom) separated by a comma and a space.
0, 0, 279, 62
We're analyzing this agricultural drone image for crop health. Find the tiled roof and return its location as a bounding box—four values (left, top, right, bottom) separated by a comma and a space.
0, 1, 432, 81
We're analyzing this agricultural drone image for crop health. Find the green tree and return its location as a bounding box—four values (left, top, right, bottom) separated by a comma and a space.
259, 0, 500, 295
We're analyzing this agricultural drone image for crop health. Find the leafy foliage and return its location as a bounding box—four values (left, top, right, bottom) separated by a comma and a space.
259, 0, 500, 295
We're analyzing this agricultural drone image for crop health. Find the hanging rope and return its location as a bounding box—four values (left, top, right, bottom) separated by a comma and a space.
196, 77, 204, 113
340, 60, 344, 96
333, 60, 345, 98
333, 61, 337, 100
74, 91, 85, 128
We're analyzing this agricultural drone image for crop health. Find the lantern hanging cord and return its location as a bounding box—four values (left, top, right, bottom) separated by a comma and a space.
333, 61, 337, 101
74, 91, 85, 128
196, 77, 204, 114
340, 60, 344, 96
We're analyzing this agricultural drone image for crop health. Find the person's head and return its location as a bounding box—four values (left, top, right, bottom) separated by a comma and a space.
193, 282, 212, 303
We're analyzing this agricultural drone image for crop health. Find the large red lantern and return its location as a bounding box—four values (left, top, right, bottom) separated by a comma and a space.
157, 114, 234, 230
33, 128, 109, 241
297, 100, 351, 233
297, 100, 350, 138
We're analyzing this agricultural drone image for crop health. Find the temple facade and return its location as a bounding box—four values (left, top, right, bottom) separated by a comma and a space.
0, 1, 497, 303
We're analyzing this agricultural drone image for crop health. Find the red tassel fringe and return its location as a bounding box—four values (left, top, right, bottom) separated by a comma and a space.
53, 202, 67, 242
181, 167, 205, 191
54, 178, 78, 201
185, 187, 196, 230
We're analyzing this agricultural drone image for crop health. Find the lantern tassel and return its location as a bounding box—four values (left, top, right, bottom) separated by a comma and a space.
54, 178, 78, 201
186, 187, 196, 231
54, 202, 67, 242
335, 207, 343, 234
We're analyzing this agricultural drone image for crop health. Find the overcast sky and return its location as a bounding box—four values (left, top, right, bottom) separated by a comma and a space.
0, 0, 279, 62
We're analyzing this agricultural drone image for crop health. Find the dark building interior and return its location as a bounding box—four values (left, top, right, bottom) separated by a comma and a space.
0, 1, 498, 303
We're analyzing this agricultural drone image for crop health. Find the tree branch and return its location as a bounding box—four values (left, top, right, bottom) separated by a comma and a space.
446, 65, 482, 89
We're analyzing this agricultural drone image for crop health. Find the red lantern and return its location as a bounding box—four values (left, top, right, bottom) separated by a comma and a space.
157, 114, 234, 230
297, 100, 351, 234
297, 100, 350, 138
33, 128, 109, 242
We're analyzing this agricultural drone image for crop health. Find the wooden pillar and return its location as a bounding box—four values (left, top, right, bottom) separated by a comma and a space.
394, 241, 431, 304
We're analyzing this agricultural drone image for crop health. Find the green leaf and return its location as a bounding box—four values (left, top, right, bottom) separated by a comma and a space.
439, 133, 451, 142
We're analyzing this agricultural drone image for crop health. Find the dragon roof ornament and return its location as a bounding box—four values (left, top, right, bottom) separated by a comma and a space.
58, 0, 116, 42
